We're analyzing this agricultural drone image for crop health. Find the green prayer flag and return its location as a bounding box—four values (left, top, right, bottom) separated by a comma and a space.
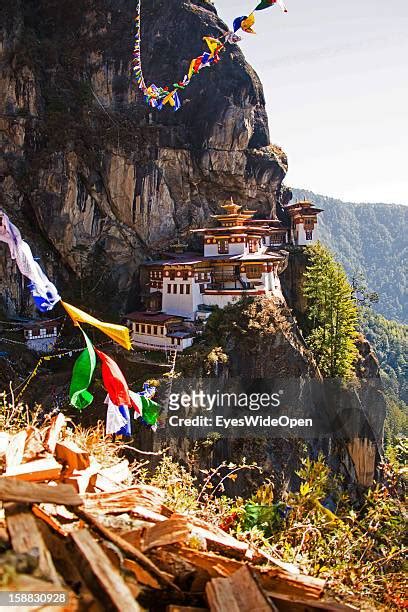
140, 395, 160, 426
69, 331, 96, 410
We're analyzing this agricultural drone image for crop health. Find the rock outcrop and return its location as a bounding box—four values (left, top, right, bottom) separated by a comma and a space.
1, 0, 287, 315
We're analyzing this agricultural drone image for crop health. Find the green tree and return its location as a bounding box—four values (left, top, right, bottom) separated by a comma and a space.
303, 243, 359, 378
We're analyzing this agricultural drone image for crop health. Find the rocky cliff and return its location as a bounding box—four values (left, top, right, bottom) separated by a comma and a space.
1, 1, 386, 490
1, 0, 287, 316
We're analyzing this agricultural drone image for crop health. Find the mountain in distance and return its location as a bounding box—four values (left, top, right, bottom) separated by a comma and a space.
290, 188, 407, 324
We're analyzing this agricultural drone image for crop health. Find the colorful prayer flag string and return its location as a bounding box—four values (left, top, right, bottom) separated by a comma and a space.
132, 0, 287, 112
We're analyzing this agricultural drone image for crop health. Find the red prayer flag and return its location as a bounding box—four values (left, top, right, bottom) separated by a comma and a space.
95, 349, 131, 407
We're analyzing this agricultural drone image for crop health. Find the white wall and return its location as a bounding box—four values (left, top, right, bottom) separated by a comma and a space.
204, 241, 245, 257
296, 224, 317, 246
132, 333, 193, 352
162, 278, 196, 318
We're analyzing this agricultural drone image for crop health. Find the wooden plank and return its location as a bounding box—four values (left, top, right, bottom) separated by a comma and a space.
73, 506, 180, 592
5, 502, 62, 585
43, 413, 66, 453
3, 457, 62, 482
206, 565, 276, 612
55, 440, 90, 472
0, 477, 82, 505
70, 528, 141, 612
5, 430, 27, 469
141, 517, 191, 552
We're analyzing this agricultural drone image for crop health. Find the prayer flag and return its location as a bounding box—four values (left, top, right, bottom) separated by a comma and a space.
69, 331, 96, 410
61, 301, 132, 350
95, 349, 131, 407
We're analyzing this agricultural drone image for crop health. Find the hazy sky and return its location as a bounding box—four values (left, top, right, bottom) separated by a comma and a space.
217, 0, 408, 204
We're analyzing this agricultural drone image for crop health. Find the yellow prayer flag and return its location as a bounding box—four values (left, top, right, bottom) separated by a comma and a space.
61, 301, 132, 351
163, 89, 176, 106
203, 36, 223, 56
188, 58, 196, 79
241, 13, 256, 34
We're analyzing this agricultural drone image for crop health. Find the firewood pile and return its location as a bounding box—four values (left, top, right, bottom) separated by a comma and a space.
0, 416, 356, 611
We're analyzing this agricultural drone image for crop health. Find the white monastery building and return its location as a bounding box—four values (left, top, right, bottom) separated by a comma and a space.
126, 199, 322, 352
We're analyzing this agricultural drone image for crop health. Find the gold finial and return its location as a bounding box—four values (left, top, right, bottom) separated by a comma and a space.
221, 197, 241, 215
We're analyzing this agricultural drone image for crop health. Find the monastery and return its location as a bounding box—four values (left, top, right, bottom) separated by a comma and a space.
126, 199, 323, 352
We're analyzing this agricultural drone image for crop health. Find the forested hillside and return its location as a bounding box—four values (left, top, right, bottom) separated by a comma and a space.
291, 189, 407, 323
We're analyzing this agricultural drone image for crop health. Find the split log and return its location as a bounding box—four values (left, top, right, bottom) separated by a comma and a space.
97, 459, 131, 484
167, 608, 209, 612
38, 520, 101, 609
259, 568, 325, 601
43, 413, 66, 453
3, 456, 62, 482
70, 528, 141, 612
123, 558, 162, 589
0, 431, 10, 455
173, 547, 244, 578
5, 430, 27, 469
62, 460, 101, 495
206, 565, 277, 612
55, 440, 90, 472
0, 477, 82, 505
142, 517, 191, 552
32, 504, 69, 538
24, 426, 47, 462
83, 485, 169, 515
90, 472, 121, 493
5, 502, 62, 585
268, 591, 357, 611
73, 506, 180, 592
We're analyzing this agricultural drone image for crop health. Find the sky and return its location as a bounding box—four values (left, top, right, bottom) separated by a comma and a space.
216, 0, 408, 204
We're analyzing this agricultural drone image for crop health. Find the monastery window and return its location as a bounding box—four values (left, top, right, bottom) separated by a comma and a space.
271, 234, 284, 245
159, 326, 164, 335
245, 265, 263, 279
153, 326, 158, 335
186, 285, 191, 295
180, 285, 184, 295
172, 284, 177, 294
146, 325, 151, 334
249, 240, 258, 253
141, 325, 146, 334
306, 230, 313, 241
218, 239, 229, 254
167, 284, 172, 294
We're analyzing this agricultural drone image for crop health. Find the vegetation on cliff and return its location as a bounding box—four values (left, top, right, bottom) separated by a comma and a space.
291, 188, 407, 324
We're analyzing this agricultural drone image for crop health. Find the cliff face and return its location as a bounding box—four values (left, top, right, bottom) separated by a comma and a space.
0, 0, 287, 315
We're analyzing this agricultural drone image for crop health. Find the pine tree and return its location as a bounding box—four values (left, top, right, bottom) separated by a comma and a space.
303, 243, 359, 378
